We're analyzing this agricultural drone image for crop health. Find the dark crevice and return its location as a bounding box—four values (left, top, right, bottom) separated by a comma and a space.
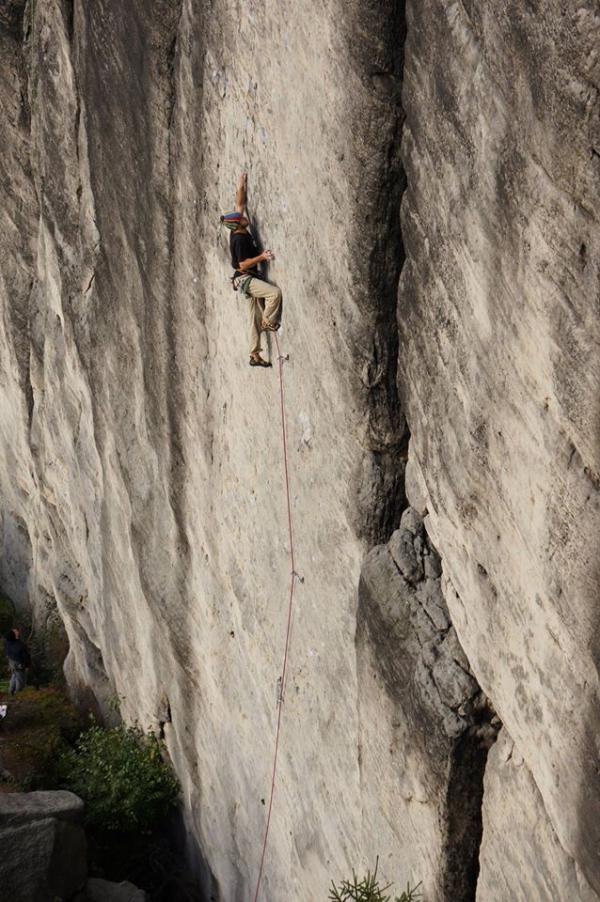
348, 2, 500, 896
63, 0, 74, 42
442, 705, 499, 900
342, 0, 409, 547
358, 505, 501, 900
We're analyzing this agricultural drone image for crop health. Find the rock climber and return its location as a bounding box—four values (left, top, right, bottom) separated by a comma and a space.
4, 628, 31, 695
221, 172, 282, 368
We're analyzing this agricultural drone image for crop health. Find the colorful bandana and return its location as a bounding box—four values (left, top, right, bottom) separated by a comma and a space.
221, 211, 242, 230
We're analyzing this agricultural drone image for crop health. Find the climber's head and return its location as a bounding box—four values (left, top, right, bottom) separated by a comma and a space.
221, 211, 248, 232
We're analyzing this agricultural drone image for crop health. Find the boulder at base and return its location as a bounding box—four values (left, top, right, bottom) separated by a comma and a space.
0, 791, 87, 902
75, 878, 148, 901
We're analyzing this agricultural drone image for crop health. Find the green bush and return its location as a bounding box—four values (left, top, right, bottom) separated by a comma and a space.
58, 724, 180, 833
329, 860, 422, 902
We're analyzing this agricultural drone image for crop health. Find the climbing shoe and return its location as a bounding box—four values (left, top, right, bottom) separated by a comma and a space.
261, 320, 280, 332
249, 355, 271, 368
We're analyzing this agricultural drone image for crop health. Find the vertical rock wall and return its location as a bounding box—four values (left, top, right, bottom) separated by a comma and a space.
1, 0, 599, 900
1, 0, 412, 899
398, 0, 600, 897
0, 0, 37, 607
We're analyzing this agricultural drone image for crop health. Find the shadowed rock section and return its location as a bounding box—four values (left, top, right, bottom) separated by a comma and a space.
341, 0, 409, 546
357, 508, 499, 900
0, 0, 27, 38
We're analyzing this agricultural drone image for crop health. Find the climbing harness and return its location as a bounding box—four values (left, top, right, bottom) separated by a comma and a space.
231, 273, 255, 296
252, 332, 301, 902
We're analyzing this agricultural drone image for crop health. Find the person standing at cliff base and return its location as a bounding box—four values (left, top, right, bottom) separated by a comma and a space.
4, 629, 31, 695
221, 172, 282, 368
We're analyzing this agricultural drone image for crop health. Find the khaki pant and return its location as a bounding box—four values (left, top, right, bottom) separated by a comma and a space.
241, 277, 283, 356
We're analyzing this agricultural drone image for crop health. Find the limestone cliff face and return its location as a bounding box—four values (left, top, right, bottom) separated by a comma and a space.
0, 0, 599, 900
397, 2, 600, 898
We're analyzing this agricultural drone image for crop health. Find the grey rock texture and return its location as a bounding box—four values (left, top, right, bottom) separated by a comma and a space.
399, 0, 600, 896
74, 878, 148, 902
0, 789, 84, 824
358, 509, 497, 900
1, 0, 408, 899
477, 729, 598, 902
0, 791, 148, 901
0, 791, 87, 901
0, 0, 599, 900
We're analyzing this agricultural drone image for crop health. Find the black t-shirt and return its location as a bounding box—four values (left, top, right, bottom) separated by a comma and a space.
230, 231, 260, 278
5, 638, 30, 667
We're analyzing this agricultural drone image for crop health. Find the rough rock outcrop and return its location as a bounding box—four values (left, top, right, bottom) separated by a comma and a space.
0, 0, 599, 900
0, 791, 149, 902
0, 791, 87, 901
358, 509, 498, 899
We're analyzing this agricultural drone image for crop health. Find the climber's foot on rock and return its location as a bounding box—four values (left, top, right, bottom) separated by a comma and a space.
249, 354, 271, 368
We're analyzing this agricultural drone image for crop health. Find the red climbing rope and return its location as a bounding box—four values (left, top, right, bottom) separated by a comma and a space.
252, 332, 298, 902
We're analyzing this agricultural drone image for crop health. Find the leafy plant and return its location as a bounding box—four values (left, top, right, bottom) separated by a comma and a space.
329, 859, 422, 902
395, 885, 422, 902
58, 723, 180, 833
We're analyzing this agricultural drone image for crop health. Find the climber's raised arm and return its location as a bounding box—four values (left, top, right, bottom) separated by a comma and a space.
235, 171, 247, 214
